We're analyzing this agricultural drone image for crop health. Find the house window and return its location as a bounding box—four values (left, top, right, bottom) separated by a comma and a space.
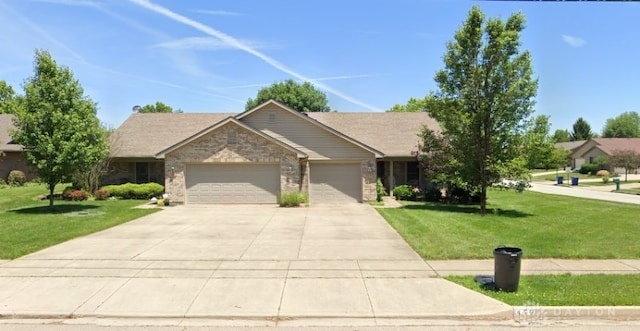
135, 162, 150, 183
589, 156, 594, 164
407, 161, 419, 186
268, 112, 276, 123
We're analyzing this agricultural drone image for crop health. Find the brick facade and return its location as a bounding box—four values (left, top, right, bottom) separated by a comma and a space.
164, 123, 300, 204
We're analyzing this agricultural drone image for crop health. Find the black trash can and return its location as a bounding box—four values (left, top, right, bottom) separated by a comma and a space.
556, 176, 563, 185
493, 247, 523, 292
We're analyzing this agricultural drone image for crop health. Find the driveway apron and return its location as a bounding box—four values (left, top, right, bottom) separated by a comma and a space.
0, 204, 511, 323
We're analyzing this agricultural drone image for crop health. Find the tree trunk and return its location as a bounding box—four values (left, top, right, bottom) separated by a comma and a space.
48, 182, 55, 208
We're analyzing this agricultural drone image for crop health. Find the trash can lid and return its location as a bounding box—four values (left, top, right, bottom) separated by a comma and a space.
494, 247, 522, 255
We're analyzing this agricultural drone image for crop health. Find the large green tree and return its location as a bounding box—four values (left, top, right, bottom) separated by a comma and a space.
12, 50, 108, 207
610, 150, 640, 182
137, 101, 181, 113
0, 80, 23, 114
571, 117, 593, 141
602, 111, 640, 138
522, 115, 556, 169
552, 129, 571, 143
246, 79, 330, 112
426, 6, 537, 214
387, 97, 428, 112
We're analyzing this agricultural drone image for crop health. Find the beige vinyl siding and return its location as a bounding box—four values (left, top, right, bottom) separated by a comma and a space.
241, 106, 373, 160
185, 163, 279, 204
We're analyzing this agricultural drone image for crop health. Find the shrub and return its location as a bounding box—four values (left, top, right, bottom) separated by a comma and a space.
602, 175, 610, 183
596, 170, 610, 177
68, 190, 89, 201
93, 189, 109, 200
101, 182, 164, 199
277, 192, 308, 207
62, 186, 74, 200
393, 185, 415, 201
424, 186, 443, 202
7, 170, 26, 186
579, 163, 598, 175
376, 178, 385, 202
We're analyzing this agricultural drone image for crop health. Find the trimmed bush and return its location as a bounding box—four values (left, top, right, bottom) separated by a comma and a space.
596, 170, 610, 177
376, 178, 385, 202
62, 186, 74, 200
102, 183, 165, 199
579, 163, 598, 175
393, 185, 415, 201
7, 170, 26, 186
68, 190, 89, 201
93, 189, 109, 200
277, 192, 308, 207
602, 175, 610, 183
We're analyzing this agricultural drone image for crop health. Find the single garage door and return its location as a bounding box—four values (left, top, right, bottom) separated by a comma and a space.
310, 163, 362, 203
186, 163, 280, 204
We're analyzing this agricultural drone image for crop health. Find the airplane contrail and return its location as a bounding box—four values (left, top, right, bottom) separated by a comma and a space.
128, 0, 382, 111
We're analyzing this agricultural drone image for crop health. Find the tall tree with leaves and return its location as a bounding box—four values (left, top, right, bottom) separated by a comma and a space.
552, 129, 571, 143
387, 97, 428, 112
602, 111, 640, 138
610, 150, 640, 182
522, 115, 556, 169
571, 117, 593, 141
427, 6, 537, 214
246, 79, 330, 112
12, 50, 108, 207
137, 101, 181, 113
0, 80, 23, 114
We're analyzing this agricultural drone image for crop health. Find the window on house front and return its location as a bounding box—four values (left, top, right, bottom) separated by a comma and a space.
407, 161, 419, 185
589, 156, 594, 164
135, 162, 150, 183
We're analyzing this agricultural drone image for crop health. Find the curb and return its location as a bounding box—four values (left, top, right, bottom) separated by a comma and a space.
513, 306, 640, 321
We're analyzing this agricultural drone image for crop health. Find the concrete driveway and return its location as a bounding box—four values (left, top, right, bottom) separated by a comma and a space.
0, 204, 510, 326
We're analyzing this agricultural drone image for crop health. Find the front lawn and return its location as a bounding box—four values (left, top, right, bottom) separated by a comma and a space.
0, 183, 159, 259
448, 274, 640, 306
376, 190, 640, 259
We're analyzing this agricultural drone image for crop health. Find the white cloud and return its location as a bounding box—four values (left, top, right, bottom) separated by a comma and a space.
193, 9, 243, 16
154, 37, 274, 51
128, 0, 382, 112
561, 34, 586, 48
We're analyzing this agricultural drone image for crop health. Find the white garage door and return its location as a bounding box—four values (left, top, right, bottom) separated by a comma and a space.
310, 163, 362, 203
186, 163, 280, 204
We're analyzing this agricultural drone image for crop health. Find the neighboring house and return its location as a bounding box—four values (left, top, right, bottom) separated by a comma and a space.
555, 140, 585, 169
106, 100, 440, 204
570, 138, 640, 174
0, 114, 37, 182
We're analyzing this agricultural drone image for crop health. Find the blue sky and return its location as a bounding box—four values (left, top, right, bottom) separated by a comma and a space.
1, 0, 639, 133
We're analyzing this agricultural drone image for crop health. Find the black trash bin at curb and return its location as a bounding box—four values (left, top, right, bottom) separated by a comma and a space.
494, 247, 523, 292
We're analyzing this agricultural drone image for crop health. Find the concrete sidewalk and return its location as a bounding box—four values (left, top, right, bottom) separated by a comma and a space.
427, 258, 640, 276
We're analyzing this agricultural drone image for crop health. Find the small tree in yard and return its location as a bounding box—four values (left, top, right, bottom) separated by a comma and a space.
610, 150, 640, 182
426, 6, 537, 214
12, 50, 107, 207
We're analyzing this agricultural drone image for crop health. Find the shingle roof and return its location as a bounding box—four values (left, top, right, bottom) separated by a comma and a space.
110, 113, 233, 157
308, 112, 440, 157
555, 140, 585, 151
111, 111, 440, 158
0, 114, 21, 152
592, 138, 640, 155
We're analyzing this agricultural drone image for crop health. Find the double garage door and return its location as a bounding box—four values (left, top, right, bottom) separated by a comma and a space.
186, 164, 280, 204
185, 162, 362, 204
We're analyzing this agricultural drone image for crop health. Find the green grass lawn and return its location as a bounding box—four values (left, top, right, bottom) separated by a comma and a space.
376, 189, 640, 259
448, 274, 640, 306
0, 183, 159, 259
